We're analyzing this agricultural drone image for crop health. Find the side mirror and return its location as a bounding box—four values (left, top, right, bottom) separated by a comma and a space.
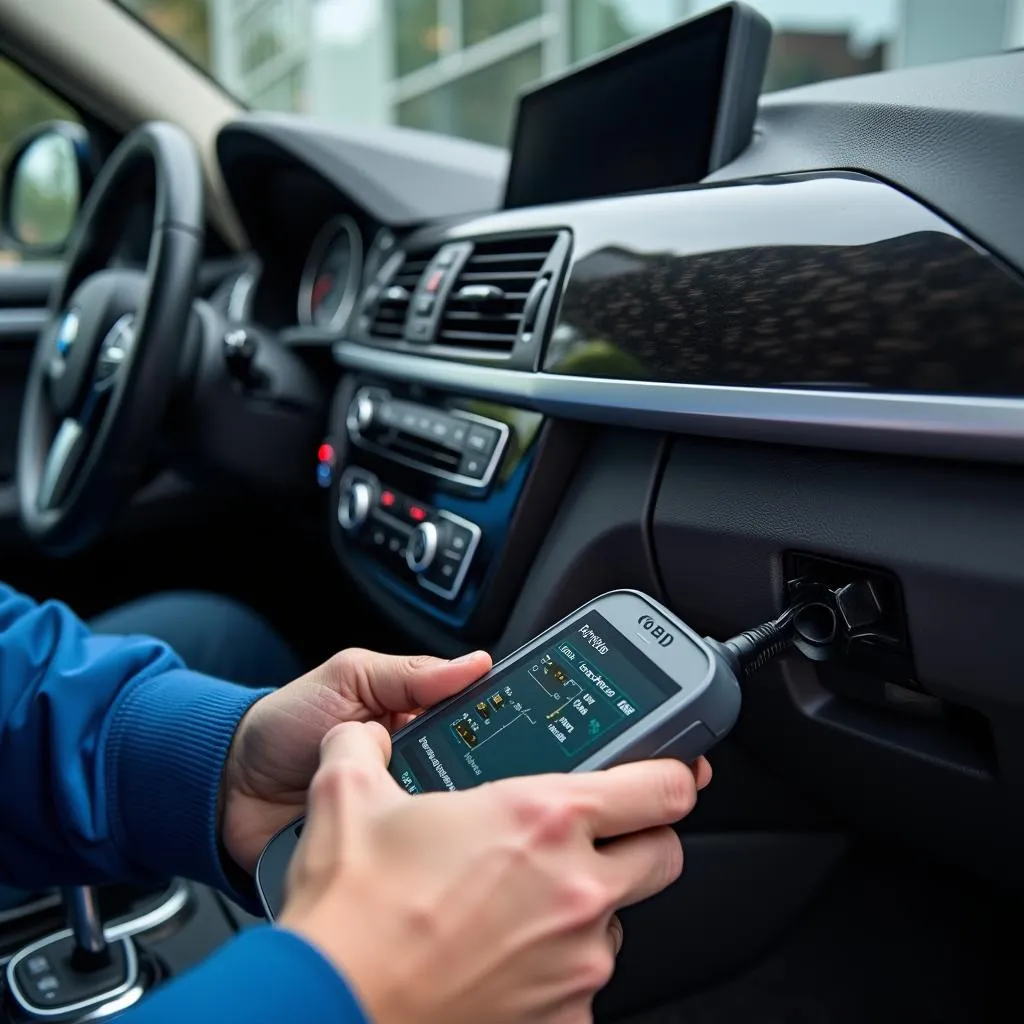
1, 121, 96, 256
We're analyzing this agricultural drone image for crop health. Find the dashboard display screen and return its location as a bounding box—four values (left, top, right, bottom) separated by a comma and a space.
389, 613, 681, 793
503, 5, 733, 209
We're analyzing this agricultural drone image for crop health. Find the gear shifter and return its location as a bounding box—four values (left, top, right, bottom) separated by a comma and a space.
3, 887, 148, 1022
63, 887, 107, 964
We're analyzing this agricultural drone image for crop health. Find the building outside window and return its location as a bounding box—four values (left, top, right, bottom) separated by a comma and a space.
388, 1, 700, 146
127, 0, 1024, 148
210, 0, 308, 111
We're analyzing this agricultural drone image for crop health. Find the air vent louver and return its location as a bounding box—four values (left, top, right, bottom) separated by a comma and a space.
368, 247, 436, 339
437, 233, 559, 352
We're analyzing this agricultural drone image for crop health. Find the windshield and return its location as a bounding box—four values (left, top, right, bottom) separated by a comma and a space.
122, 0, 1021, 148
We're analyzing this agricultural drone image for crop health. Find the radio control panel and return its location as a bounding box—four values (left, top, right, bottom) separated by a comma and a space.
337, 466, 481, 602
346, 387, 509, 491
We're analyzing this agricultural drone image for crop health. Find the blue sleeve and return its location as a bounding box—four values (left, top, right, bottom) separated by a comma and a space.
0, 583, 267, 893
118, 928, 367, 1024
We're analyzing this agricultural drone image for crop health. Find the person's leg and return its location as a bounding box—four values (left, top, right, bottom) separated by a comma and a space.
89, 591, 304, 688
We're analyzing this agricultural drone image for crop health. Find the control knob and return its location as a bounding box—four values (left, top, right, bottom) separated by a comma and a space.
339, 478, 373, 532
406, 521, 440, 573
352, 392, 376, 433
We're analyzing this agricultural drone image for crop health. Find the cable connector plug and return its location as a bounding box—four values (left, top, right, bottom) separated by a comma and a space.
705, 590, 840, 681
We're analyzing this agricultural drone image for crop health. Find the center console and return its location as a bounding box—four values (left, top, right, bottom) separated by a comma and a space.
0, 881, 245, 1024
322, 376, 582, 647
337, 466, 482, 602
335, 385, 510, 606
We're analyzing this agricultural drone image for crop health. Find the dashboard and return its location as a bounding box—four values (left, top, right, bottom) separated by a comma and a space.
211, 47, 1024, 911
220, 213, 399, 333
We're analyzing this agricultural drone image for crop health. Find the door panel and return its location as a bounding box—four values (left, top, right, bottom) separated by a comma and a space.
0, 263, 58, 308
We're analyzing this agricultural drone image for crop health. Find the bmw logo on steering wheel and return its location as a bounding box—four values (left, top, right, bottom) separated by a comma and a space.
55, 309, 80, 357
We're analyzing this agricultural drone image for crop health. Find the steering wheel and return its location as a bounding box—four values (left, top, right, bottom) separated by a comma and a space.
17, 122, 204, 554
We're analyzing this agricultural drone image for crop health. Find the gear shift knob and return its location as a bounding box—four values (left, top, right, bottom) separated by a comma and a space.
4, 886, 149, 1021
61, 886, 107, 961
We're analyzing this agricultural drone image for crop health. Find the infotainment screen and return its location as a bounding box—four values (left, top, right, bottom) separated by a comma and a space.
503, 2, 770, 210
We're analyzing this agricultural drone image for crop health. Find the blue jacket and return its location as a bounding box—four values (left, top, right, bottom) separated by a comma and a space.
0, 584, 366, 1022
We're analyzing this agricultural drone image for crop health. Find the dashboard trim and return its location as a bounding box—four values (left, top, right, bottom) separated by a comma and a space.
334, 341, 1024, 465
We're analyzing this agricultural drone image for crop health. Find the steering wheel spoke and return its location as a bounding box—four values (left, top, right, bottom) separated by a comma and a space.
37, 418, 89, 512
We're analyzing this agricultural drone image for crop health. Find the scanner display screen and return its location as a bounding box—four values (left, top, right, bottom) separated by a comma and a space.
389, 613, 681, 793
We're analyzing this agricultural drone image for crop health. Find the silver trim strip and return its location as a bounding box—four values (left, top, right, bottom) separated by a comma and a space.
105, 879, 191, 942
346, 386, 510, 489
78, 982, 147, 1021
0, 893, 62, 928
334, 342, 1024, 465
6, 933, 138, 1019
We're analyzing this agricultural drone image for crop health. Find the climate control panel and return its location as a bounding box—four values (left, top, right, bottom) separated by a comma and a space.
337, 466, 481, 601
346, 387, 509, 491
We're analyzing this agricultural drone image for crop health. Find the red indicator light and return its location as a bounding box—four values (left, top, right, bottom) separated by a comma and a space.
425, 269, 444, 293
318, 443, 334, 464
409, 505, 427, 522
380, 491, 396, 507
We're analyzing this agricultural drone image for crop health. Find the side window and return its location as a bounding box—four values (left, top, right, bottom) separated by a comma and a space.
0, 56, 80, 264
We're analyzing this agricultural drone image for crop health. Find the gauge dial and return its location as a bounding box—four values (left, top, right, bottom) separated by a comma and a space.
299, 215, 363, 330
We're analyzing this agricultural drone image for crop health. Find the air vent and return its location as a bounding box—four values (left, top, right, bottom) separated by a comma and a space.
368, 247, 436, 339
437, 233, 559, 352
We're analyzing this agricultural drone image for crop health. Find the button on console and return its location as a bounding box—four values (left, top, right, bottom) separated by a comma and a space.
438, 558, 458, 581
25, 956, 51, 977
427, 552, 464, 588
446, 525, 473, 554
466, 424, 499, 456
459, 452, 488, 479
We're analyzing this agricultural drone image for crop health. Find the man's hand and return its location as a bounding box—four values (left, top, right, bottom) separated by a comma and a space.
281, 721, 710, 1024
219, 649, 491, 873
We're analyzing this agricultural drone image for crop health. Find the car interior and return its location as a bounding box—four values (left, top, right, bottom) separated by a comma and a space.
0, 0, 1022, 1021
